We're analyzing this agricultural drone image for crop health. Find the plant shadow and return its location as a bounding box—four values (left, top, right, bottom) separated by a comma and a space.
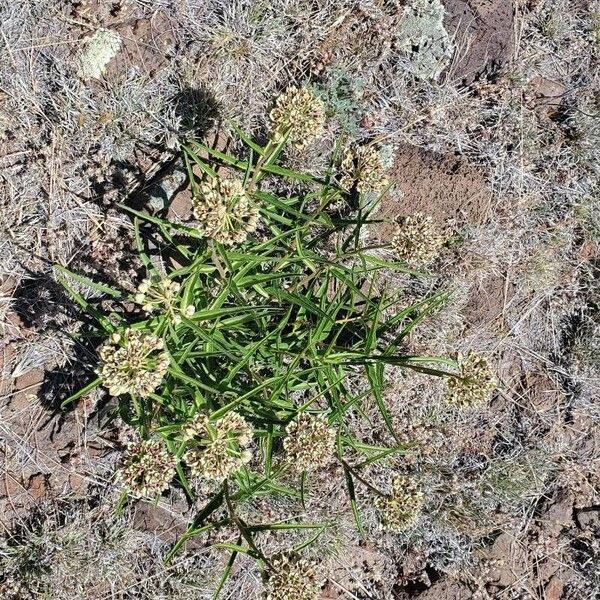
89, 85, 220, 212
11, 269, 100, 420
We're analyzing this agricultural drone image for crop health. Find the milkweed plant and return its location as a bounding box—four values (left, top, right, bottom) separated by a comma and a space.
58, 86, 497, 599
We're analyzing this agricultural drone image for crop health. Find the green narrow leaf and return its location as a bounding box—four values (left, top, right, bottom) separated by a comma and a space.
165, 439, 193, 501
183, 143, 220, 177
300, 471, 307, 509
259, 162, 316, 182
61, 377, 102, 408
246, 521, 326, 532
118, 203, 204, 239
166, 491, 226, 562
352, 446, 411, 469
133, 216, 157, 273
228, 121, 264, 155
212, 547, 240, 600
343, 465, 365, 538
186, 142, 245, 173
365, 363, 397, 441
214, 542, 256, 556
264, 424, 274, 477
293, 524, 329, 553
57, 276, 115, 331
115, 490, 128, 516
54, 265, 122, 298
183, 150, 199, 196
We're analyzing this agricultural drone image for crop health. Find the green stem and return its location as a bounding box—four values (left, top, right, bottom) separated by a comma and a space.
339, 457, 385, 497
224, 480, 274, 569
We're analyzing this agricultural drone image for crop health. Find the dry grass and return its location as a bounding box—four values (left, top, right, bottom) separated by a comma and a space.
1, 0, 599, 597
0, 497, 221, 599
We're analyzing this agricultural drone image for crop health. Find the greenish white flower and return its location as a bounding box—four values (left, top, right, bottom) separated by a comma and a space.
117, 438, 176, 498
269, 87, 325, 148
391, 212, 450, 267
263, 553, 322, 600
183, 411, 253, 480
375, 475, 423, 531
192, 177, 259, 245
339, 144, 389, 193
283, 413, 336, 472
97, 329, 169, 397
134, 277, 195, 324
446, 353, 497, 407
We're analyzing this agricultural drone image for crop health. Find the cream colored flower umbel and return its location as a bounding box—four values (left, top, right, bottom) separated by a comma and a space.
192, 177, 259, 246
283, 413, 336, 472
183, 411, 253, 481
97, 329, 169, 397
269, 87, 325, 148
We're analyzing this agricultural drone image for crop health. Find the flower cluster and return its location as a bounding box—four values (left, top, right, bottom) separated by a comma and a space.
116, 438, 176, 498
391, 213, 450, 267
269, 87, 325, 148
192, 177, 259, 246
263, 553, 322, 600
446, 353, 497, 408
283, 413, 336, 472
97, 329, 169, 397
183, 411, 253, 480
375, 475, 423, 531
338, 144, 389, 193
135, 277, 195, 324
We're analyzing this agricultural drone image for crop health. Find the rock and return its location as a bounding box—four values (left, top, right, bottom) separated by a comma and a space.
417, 579, 472, 599
545, 488, 575, 534
146, 162, 188, 214
397, 0, 455, 80
545, 575, 564, 600
484, 532, 529, 588
74, 29, 122, 80
132, 501, 189, 545
528, 76, 567, 117
28, 473, 49, 499
444, 0, 515, 82
576, 508, 600, 532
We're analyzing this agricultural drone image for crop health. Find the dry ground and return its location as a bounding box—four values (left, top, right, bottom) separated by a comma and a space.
1, 0, 599, 598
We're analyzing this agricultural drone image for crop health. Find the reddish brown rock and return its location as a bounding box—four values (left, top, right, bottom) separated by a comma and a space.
444, 0, 516, 82
378, 144, 492, 242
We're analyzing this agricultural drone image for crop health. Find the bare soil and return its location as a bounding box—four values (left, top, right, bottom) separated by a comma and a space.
445, 0, 516, 82
378, 144, 493, 237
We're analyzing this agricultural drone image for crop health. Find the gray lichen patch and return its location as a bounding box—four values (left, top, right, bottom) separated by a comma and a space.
397, 0, 454, 80
75, 28, 122, 79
